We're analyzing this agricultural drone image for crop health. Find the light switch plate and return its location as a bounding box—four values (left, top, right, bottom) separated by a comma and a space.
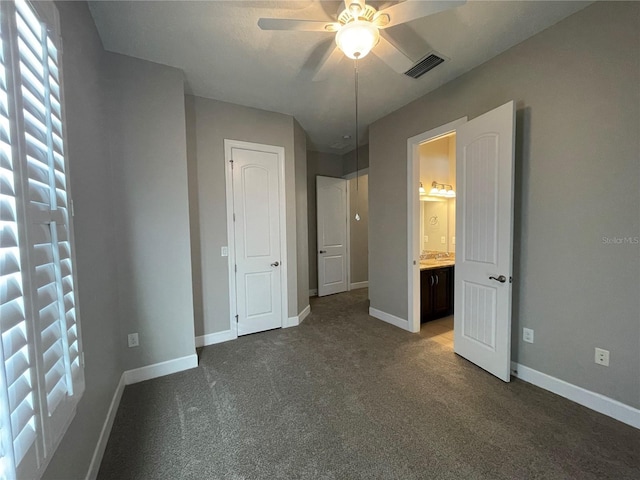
221, 246, 228, 257
523, 328, 534, 344
452, 236, 456, 245
441, 236, 446, 244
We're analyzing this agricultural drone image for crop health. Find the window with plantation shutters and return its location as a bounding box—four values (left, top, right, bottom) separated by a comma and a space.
0, 1, 84, 479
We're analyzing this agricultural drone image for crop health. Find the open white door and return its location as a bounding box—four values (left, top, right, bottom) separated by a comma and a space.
317, 176, 348, 296
454, 101, 515, 382
228, 142, 285, 336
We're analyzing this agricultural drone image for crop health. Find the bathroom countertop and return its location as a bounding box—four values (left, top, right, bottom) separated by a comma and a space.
419, 259, 455, 271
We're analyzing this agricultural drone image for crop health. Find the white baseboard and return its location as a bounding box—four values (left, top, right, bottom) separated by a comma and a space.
85, 373, 126, 480
350, 281, 368, 290
511, 362, 639, 429
124, 354, 198, 385
369, 307, 412, 332
195, 329, 236, 348
309, 289, 318, 297
298, 304, 311, 324
284, 304, 311, 328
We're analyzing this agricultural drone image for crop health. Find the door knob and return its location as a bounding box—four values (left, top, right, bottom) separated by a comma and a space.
271, 261, 280, 267
319, 250, 326, 254
489, 275, 506, 283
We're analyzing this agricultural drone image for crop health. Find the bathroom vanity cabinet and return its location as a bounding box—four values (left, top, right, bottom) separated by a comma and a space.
420, 265, 454, 323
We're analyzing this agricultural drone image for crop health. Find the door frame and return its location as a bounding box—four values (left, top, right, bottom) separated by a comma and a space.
224, 139, 288, 337
407, 118, 466, 333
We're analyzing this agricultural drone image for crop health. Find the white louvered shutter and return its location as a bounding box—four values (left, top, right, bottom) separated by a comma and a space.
0, 7, 40, 479
14, 0, 83, 449
15, 0, 72, 417
1, 1, 83, 478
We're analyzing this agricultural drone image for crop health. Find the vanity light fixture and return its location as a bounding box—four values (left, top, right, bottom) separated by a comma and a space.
419, 182, 426, 194
428, 181, 456, 198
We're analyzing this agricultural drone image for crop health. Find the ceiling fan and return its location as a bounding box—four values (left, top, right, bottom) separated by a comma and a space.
258, 0, 466, 81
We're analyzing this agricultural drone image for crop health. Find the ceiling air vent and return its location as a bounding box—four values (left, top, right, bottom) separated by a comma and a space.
404, 53, 445, 79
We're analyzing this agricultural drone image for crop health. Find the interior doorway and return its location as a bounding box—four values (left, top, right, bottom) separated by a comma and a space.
407, 118, 466, 335
316, 176, 348, 296
418, 132, 457, 349
313, 171, 369, 297
407, 101, 516, 382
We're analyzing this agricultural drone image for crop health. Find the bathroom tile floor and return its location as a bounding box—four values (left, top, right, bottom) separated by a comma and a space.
421, 316, 454, 349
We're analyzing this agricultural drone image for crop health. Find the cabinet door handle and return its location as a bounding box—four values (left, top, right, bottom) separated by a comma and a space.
435, 275, 439, 285
319, 250, 326, 254
430, 275, 434, 286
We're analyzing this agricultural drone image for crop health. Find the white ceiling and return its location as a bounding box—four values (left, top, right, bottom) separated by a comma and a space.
88, 1, 590, 153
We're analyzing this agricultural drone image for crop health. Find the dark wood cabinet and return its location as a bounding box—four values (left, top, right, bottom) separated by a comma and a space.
420, 266, 454, 323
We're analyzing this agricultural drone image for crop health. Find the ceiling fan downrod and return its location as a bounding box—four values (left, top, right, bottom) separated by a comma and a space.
354, 57, 361, 222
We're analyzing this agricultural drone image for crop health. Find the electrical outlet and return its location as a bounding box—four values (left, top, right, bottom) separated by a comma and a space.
441, 236, 446, 244
127, 333, 139, 348
424, 236, 429, 243
595, 347, 610, 366
523, 327, 534, 344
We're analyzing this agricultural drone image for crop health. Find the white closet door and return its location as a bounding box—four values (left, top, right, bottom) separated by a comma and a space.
317, 176, 347, 297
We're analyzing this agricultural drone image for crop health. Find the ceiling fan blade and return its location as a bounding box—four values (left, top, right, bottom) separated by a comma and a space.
312, 45, 344, 82
371, 34, 413, 74
258, 18, 339, 32
376, 0, 466, 29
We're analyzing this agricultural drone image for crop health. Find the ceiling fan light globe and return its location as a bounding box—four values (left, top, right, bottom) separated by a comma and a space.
336, 20, 379, 60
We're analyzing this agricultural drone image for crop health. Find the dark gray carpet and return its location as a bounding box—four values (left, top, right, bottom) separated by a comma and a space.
98, 289, 639, 479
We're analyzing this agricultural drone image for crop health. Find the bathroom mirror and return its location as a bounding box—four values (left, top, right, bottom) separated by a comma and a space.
420, 198, 455, 254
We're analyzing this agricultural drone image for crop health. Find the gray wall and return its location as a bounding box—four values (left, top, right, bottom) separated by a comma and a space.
106, 53, 195, 370
185, 95, 204, 339
187, 96, 300, 336
307, 151, 344, 291
349, 174, 369, 284
294, 120, 310, 314
369, 1, 639, 408
343, 144, 369, 176
43, 2, 122, 478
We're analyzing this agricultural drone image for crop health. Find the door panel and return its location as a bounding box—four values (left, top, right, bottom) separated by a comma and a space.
322, 255, 345, 285
454, 101, 515, 382
242, 166, 272, 257
245, 272, 274, 317
462, 281, 497, 349
317, 176, 348, 296
231, 147, 283, 336
463, 135, 499, 264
